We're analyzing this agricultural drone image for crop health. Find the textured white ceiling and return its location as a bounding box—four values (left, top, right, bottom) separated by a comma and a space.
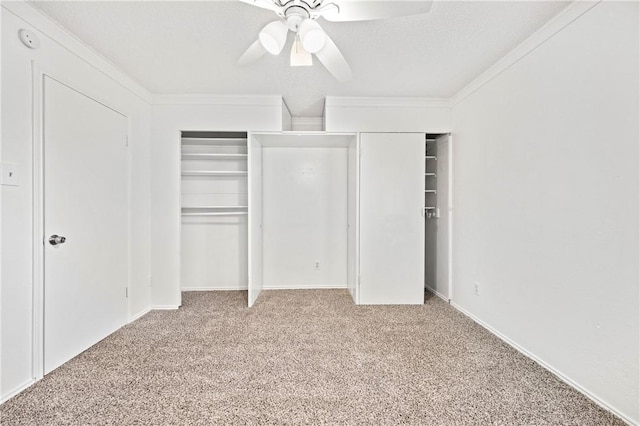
30, 0, 570, 116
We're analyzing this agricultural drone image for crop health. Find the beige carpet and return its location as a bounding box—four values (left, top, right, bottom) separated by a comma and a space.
0, 290, 624, 425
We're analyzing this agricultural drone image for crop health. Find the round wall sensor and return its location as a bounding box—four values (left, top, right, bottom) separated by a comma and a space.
19, 29, 40, 49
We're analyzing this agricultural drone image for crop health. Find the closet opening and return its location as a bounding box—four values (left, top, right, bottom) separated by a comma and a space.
248, 132, 359, 306
180, 131, 249, 292
424, 133, 451, 301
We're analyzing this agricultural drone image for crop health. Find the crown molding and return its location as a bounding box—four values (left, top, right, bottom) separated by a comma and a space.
2, 1, 153, 104
450, 0, 601, 107
325, 96, 452, 109
152, 94, 284, 107
3, 0, 602, 115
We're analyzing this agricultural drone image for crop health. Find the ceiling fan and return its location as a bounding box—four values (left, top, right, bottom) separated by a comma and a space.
237, 0, 434, 81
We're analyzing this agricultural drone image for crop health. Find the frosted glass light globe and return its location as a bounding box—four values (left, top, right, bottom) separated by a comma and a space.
299, 19, 326, 54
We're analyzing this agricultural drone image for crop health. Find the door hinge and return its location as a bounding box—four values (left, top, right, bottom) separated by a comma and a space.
125, 287, 128, 298
125, 136, 129, 147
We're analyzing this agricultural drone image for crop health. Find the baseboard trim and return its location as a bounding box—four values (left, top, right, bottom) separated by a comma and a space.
182, 286, 248, 291
263, 284, 348, 290
182, 285, 348, 291
425, 286, 450, 303
0, 379, 36, 405
129, 307, 151, 323
449, 301, 635, 425
151, 305, 180, 310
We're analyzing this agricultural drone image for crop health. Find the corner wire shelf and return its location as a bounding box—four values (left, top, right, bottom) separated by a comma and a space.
425, 138, 439, 218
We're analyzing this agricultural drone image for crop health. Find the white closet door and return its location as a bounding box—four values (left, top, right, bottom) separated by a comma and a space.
43, 76, 128, 373
247, 136, 263, 306
359, 133, 425, 304
436, 134, 451, 300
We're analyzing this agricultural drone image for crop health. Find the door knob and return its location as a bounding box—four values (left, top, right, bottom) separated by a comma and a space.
49, 235, 67, 246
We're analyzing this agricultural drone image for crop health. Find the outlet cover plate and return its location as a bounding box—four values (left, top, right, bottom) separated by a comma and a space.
0, 163, 20, 186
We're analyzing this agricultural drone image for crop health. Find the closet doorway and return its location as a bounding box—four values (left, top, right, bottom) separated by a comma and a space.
424, 133, 452, 301
248, 133, 359, 306
180, 132, 249, 292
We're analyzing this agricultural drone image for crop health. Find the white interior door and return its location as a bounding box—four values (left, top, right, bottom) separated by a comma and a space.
359, 133, 425, 304
436, 134, 451, 299
43, 76, 128, 374
247, 135, 263, 306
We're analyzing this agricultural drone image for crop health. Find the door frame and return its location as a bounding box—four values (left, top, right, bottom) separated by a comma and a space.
31, 64, 132, 381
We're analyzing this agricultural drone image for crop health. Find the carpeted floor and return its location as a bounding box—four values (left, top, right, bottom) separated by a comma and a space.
0, 290, 624, 425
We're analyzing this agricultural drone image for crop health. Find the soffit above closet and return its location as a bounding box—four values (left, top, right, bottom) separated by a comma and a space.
254, 132, 355, 147
29, 1, 569, 116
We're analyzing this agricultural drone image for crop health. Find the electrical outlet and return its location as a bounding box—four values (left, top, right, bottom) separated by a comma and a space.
0, 163, 20, 187
474, 282, 480, 296
314, 261, 320, 270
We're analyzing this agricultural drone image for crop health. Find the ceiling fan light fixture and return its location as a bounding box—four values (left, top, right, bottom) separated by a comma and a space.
290, 35, 312, 67
315, 2, 340, 20
299, 19, 326, 54
259, 20, 289, 55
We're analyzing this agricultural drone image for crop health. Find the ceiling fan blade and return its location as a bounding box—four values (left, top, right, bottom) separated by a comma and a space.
237, 39, 266, 66
322, 0, 433, 22
236, 0, 279, 12
314, 34, 352, 82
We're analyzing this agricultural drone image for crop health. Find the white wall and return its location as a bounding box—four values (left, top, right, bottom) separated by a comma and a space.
450, 2, 639, 423
262, 147, 348, 288
325, 97, 451, 133
181, 217, 249, 290
150, 98, 284, 307
1, 3, 152, 400
291, 117, 324, 132
281, 103, 292, 131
